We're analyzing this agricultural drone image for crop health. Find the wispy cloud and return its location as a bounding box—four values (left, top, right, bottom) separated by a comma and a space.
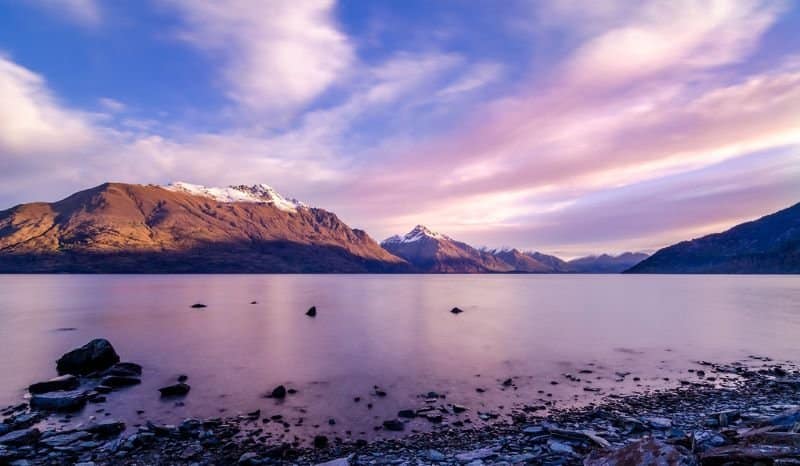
28, 0, 102, 26
1, 0, 798, 255
0, 54, 97, 156
164, 0, 354, 116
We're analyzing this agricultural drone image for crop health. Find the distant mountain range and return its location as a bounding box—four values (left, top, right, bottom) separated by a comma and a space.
14, 181, 798, 274
627, 202, 800, 274
381, 225, 647, 273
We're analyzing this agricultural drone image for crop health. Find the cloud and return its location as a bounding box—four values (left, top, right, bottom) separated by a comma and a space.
98, 97, 126, 113
28, 0, 102, 26
0, 55, 97, 156
1, 1, 798, 256
165, 0, 353, 116
557, 0, 785, 89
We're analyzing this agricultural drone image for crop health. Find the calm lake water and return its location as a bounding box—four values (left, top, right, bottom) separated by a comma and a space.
1, 274, 798, 439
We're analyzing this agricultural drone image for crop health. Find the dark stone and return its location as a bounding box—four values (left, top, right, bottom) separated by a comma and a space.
85, 419, 125, 436
452, 404, 467, 413
28, 374, 80, 394
375, 389, 387, 397
0, 428, 40, 446
94, 385, 113, 394
306, 306, 317, 317
178, 374, 188, 383
269, 385, 287, 399
398, 409, 416, 418
30, 390, 87, 411
585, 439, 697, 466
313, 435, 328, 448
502, 378, 513, 387
159, 383, 191, 397
451, 307, 464, 314
7, 412, 41, 429
100, 375, 141, 388
382, 419, 404, 431
56, 339, 120, 375
104, 362, 142, 377
190, 303, 207, 308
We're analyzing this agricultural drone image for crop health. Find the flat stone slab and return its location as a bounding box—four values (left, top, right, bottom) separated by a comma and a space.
0, 428, 40, 446
28, 374, 80, 394
30, 390, 87, 411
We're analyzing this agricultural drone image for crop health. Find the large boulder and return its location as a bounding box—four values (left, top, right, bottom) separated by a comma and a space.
56, 339, 120, 375
28, 374, 80, 394
584, 439, 697, 466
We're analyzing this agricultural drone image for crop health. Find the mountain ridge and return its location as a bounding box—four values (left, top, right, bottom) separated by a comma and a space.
626, 202, 800, 274
0, 182, 409, 273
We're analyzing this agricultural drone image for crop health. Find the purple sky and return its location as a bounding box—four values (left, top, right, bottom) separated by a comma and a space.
1, 0, 799, 257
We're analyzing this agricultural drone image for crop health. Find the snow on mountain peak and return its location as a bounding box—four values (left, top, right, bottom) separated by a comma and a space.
383, 225, 450, 244
163, 182, 306, 212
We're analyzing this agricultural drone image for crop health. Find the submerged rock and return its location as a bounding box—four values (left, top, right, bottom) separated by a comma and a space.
28, 374, 80, 394
56, 339, 120, 375
190, 303, 207, 309
450, 307, 464, 314
306, 306, 317, 317
99, 375, 141, 388
159, 383, 191, 397
104, 362, 142, 377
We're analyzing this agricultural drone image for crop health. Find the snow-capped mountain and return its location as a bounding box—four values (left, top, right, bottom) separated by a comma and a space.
381, 225, 513, 273
163, 182, 306, 212
0, 182, 408, 273
382, 225, 451, 244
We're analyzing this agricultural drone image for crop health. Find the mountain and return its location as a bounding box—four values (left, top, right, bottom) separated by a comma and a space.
526, 251, 571, 272
0, 182, 409, 273
566, 252, 649, 273
381, 225, 514, 273
627, 202, 800, 274
489, 248, 553, 272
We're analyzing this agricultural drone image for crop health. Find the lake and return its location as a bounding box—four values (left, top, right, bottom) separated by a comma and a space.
1, 274, 798, 439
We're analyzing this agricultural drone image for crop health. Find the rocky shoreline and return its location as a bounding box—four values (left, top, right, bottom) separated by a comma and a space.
2, 340, 800, 465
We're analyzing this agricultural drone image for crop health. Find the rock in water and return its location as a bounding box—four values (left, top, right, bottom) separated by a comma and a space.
85, 419, 125, 436
269, 385, 287, 399
30, 390, 87, 411
56, 339, 120, 375
451, 307, 464, 314
159, 383, 191, 397
104, 362, 142, 377
28, 374, 80, 394
584, 439, 697, 466
313, 435, 328, 448
100, 375, 141, 388
382, 419, 404, 431
190, 303, 207, 309
306, 306, 317, 317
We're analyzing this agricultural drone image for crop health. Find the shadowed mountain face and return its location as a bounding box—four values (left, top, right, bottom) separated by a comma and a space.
627, 202, 800, 274
381, 226, 514, 273
0, 183, 409, 273
567, 252, 649, 273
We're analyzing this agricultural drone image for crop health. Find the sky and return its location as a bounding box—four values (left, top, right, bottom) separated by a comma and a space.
0, 0, 799, 257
